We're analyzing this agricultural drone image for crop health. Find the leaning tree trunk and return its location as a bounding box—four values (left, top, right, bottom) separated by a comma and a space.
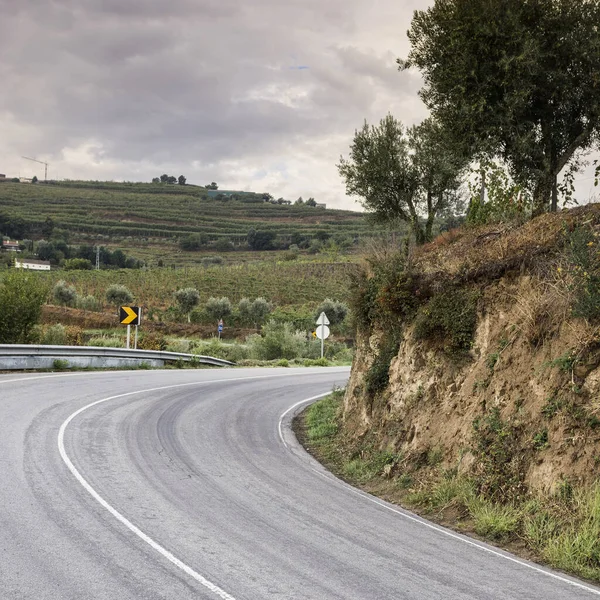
532, 174, 554, 217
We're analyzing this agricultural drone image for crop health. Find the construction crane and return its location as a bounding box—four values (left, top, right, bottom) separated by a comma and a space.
21, 156, 49, 181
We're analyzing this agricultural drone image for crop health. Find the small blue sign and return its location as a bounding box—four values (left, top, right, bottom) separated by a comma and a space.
218, 324, 223, 332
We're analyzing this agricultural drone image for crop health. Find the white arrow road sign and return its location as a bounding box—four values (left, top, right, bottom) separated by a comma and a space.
316, 312, 330, 326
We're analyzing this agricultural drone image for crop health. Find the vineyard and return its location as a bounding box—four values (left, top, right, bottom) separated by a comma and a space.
32, 259, 357, 309
0, 181, 378, 265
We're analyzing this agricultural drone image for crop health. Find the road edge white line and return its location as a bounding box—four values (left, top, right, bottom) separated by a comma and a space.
279, 393, 600, 598
57, 370, 346, 599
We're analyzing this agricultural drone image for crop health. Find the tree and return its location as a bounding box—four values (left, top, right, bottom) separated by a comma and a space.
41, 216, 54, 238
295, 197, 304, 205
306, 197, 317, 207
247, 229, 276, 251
167, 175, 177, 184
63, 258, 92, 270
400, 0, 600, 215
152, 177, 160, 184
31, 175, 38, 184
0, 271, 48, 343
315, 299, 348, 326
178, 175, 186, 185
173, 288, 200, 322
239, 297, 273, 330
160, 174, 169, 183
205, 182, 219, 190
205, 297, 232, 322
105, 284, 133, 306
338, 114, 464, 244
53, 280, 78, 306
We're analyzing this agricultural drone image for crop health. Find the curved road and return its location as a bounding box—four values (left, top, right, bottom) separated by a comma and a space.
1, 367, 598, 599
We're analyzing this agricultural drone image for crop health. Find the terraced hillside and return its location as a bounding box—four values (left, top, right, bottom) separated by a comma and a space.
0, 180, 372, 248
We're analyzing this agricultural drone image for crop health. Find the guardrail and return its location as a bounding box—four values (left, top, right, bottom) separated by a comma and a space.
0, 345, 234, 370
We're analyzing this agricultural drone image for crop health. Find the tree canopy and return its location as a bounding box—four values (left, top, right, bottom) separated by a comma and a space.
338, 114, 466, 243
400, 0, 600, 215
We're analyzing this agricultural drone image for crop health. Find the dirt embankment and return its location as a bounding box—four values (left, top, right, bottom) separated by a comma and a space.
344, 205, 600, 494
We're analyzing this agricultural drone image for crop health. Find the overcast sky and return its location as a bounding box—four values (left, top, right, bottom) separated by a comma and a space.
0, 1, 597, 209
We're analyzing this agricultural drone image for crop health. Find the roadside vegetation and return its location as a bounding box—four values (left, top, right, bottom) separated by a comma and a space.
299, 391, 600, 582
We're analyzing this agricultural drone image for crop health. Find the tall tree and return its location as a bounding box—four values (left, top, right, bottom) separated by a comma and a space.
338, 114, 464, 244
178, 175, 186, 185
400, 0, 600, 215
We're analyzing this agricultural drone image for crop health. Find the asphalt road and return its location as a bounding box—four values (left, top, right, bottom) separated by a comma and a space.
1, 367, 599, 599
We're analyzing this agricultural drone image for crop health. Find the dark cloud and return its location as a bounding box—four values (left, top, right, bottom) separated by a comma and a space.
0, 0, 430, 207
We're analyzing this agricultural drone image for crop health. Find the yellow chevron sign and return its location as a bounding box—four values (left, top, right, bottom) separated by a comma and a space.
120, 306, 141, 325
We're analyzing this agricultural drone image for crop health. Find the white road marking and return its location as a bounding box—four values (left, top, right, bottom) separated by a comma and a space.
57, 370, 347, 598
278, 393, 330, 449
281, 395, 600, 598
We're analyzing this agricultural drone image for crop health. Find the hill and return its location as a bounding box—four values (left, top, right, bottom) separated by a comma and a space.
0, 180, 381, 266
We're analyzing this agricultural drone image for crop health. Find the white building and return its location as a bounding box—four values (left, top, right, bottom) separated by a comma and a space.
15, 258, 51, 271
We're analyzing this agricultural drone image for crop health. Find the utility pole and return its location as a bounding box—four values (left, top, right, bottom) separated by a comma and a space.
22, 156, 49, 181
95, 245, 100, 270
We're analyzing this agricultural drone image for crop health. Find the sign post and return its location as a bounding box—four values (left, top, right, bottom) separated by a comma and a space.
120, 306, 141, 350
315, 312, 330, 358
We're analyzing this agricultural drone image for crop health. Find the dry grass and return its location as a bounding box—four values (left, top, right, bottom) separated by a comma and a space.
413, 204, 600, 282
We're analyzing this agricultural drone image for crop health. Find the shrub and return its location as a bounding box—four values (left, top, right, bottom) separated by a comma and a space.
53, 280, 77, 307
565, 225, 600, 321
365, 333, 401, 396
42, 324, 67, 345
76, 294, 102, 311
201, 255, 223, 267
137, 332, 167, 351
88, 336, 125, 348
413, 288, 479, 354
0, 271, 48, 343
247, 320, 307, 360
106, 284, 133, 305
472, 407, 526, 502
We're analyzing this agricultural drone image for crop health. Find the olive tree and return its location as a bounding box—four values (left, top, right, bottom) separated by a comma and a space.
205, 297, 232, 323
174, 287, 200, 322
105, 284, 133, 306
53, 280, 77, 307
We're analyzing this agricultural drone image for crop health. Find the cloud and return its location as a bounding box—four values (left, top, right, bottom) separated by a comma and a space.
0, 0, 431, 208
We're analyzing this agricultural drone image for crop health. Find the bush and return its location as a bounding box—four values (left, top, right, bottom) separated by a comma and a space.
413, 288, 479, 354
365, 333, 401, 395
76, 294, 102, 311
137, 332, 167, 351
106, 284, 133, 305
53, 280, 77, 307
201, 256, 223, 267
42, 324, 67, 345
0, 271, 48, 343
247, 320, 308, 360
88, 336, 125, 348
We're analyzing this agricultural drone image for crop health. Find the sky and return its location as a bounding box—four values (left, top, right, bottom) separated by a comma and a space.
0, 0, 597, 210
